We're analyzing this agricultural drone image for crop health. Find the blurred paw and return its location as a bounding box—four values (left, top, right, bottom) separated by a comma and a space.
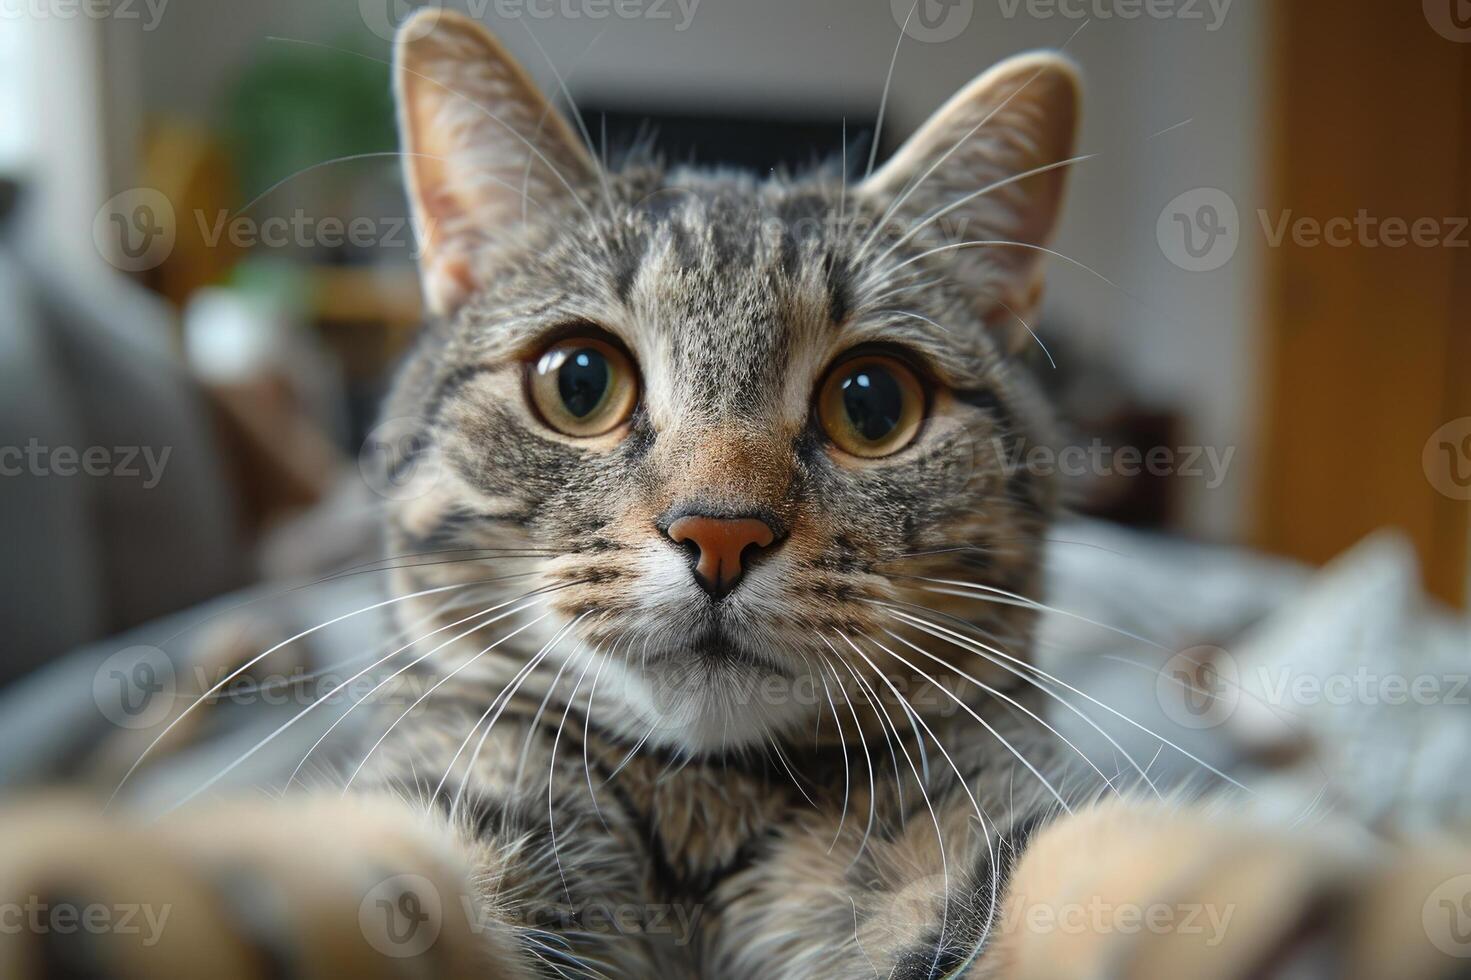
0, 797, 502, 979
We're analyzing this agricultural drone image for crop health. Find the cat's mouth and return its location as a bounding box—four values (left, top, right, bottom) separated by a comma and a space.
643, 627, 796, 679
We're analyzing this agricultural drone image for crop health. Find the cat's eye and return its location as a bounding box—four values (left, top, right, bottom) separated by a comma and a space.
528, 337, 638, 437
817, 354, 925, 458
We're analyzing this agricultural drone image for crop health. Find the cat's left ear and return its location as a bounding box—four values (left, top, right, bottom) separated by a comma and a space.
395, 9, 599, 315
859, 53, 1081, 344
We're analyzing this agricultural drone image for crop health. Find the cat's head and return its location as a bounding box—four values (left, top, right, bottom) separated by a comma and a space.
379, 10, 1078, 753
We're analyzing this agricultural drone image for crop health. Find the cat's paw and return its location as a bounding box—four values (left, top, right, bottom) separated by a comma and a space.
992, 803, 1471, 980
0, 796, 516, 979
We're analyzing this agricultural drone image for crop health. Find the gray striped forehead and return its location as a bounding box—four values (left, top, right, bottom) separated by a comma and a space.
610, 176, 854, 427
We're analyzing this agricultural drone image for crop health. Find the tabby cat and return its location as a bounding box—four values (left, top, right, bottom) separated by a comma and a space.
0, 10, 1464, 978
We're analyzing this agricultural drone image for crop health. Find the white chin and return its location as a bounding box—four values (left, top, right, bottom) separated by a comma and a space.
589, 655, 812, 755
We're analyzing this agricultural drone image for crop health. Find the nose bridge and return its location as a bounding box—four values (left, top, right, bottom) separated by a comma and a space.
656, 423, 795, 515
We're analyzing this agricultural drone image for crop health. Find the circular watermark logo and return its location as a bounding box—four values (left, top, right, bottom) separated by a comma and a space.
360, 874, 443, 958
1156, 645, 1238, 730
891, 0, 974, 43
92, 645, 176, 729
1425, 0, 1471, 42
359, 416, 441, 501
1423, 417, 1471, 501
93, 188, 176, 273
1157, 187, 1239, 272
1423, 874, 1471, 958
360, 0, 441, 42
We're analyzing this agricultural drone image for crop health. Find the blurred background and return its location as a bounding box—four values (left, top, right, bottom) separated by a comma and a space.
0, 0, 1466, 693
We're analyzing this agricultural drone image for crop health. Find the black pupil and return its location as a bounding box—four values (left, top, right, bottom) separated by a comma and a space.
841, 367, 903, 441
558, 349, 610, 418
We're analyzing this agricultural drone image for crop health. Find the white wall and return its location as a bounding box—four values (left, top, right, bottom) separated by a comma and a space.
123, 0, 1266, 539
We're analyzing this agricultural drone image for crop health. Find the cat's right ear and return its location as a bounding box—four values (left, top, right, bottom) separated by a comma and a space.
394, 10, 598, 315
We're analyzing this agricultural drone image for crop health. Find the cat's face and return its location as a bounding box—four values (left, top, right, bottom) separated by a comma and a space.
381, 11, 1078, 752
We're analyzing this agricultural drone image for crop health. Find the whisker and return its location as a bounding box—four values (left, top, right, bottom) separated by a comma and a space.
854, 18, 1092, 264
432, 613, 587, 817
882, 605, 1249, 793
865, 153, 1097, 272
821, 635, 905, 819
875, 598, 1162, 795
581, 639, 615, 832
815, 659, 851, 852
834, 630, 952, 978
815, 649, 876, 864
866, 239, 1127, 296
169, 588, 500, 807
880, 626, 1143, 799
863, 0, 917, 181
449, 622, 582, 824
265, 35, 602, 226
515, 19, 616, 225
866, 632, 1071, 812
284, 580, 582, 793
851, 631, 1007, 971
342, 606, 558, 793
549, 650, 597, 902
108, 576, 515, 810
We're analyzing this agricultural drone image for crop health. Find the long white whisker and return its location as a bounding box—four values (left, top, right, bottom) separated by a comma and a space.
865, 633, 1071, 812
515, 19, 615, 224
864, 0, 917, 181
880, 626, 1147, 798
817, 649, 876, 863
821, 634, 905, 819
108, 577, 504, 810
834, 631, 951, 978
871, 239, 1126, 295
170, 587, 508, 808
815, 659, 851, 852
282, 580, 577, 793
549, 652, 597, 902
342, 608, 555, 793
433, 613, 586, 813
883, 606, 1249, 792
265, 35, 601, 226
866, 153, 1097, 272
854, 17, 1092, 264
876, 599, 1162, 795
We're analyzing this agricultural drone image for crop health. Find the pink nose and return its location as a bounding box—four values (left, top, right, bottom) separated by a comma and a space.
666, 515, 777, 599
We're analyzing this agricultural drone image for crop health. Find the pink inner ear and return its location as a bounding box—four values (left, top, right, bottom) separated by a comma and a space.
425, 253, 477, 316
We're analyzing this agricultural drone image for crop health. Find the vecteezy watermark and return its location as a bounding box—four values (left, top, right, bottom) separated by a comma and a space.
360, 416, 443, 501
1156, 646, 1239, 730
483, 899, 704, 945
0, 897, 172, 946
995, 0, 1232, 31
1425, 0, 1471, 43
891, 0, 974, 43
1161, 189, 1471, 270
359, 0, 702, 42
93, 646, 176, 730
1002, 895, 1235, 944
0, 0, 169, 30
1155, 645, 1471, 731
1424, 418, 1471, 501
1157, 187, 1239, 272
990, 436, 1237, 489
360, 875, 443, 958
94, 190, 435, 273
93, 188, 176, 274
1257, 210, 1470, 250
359, 874, 704, 957
0, 440, 171, 489
1424, 874, 1471, 957
193, 210, 421, 255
